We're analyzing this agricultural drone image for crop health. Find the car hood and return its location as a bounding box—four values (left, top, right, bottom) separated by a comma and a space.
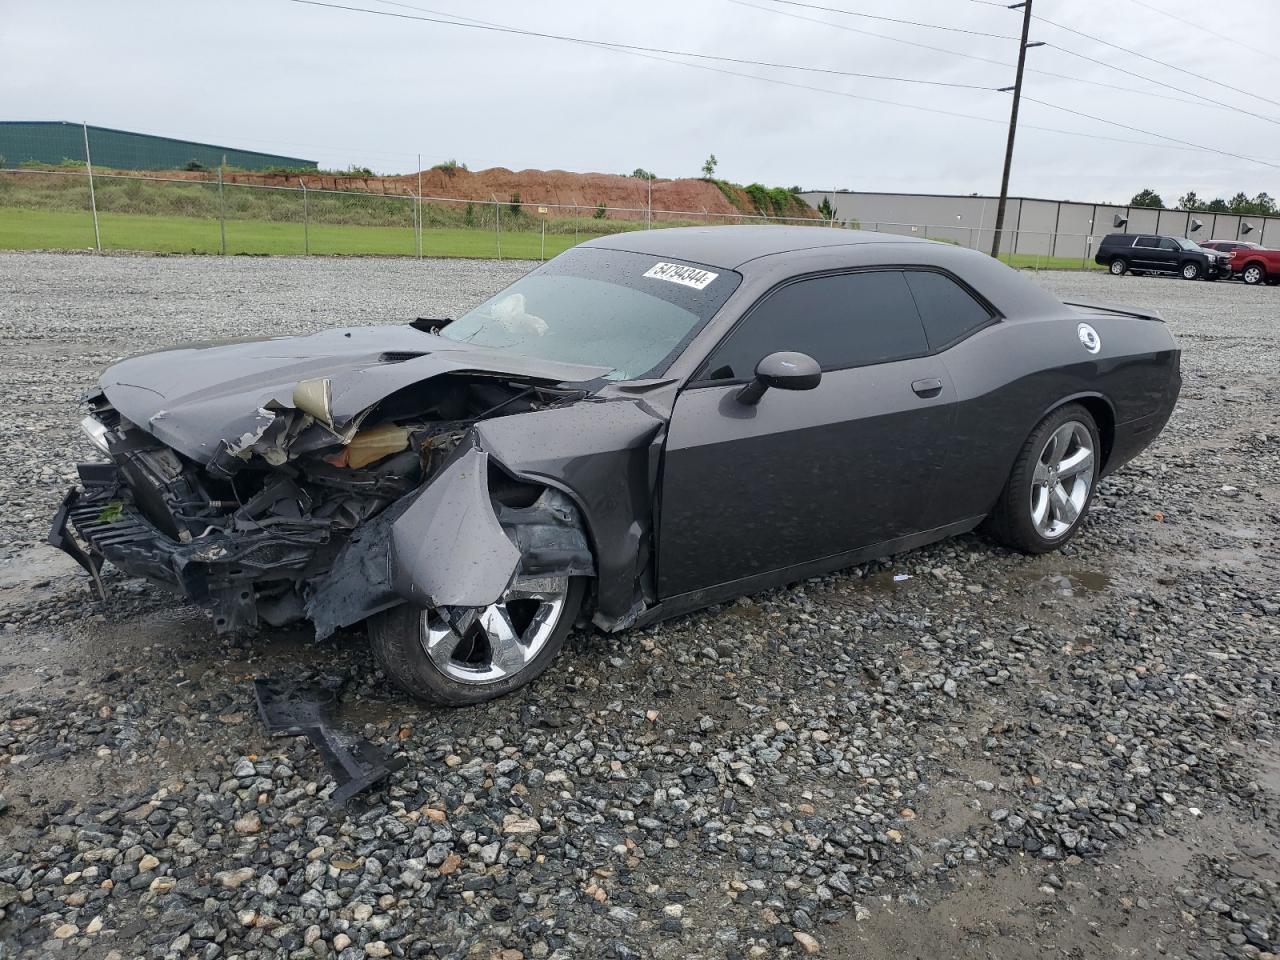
99, 324, 611, 462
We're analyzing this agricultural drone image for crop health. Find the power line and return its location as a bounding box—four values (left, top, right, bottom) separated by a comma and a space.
294, 0, 1018, 119
738, 0, 1280, 123
1038, 42, 1280, 127
289, 0, 1280, 168
287, 0, 997, 91
1021, 95, 1280, 170
1030, 11, 1280, 112
745, 0, 1018, 40
729, 0, 1015, 68
1123, 0, 1280, 65
624, 42, 1250, 159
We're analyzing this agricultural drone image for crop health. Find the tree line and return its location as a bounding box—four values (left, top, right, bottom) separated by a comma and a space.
1130, 188, 1276, 216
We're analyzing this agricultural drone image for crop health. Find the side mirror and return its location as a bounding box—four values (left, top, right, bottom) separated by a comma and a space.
736, 351, 822, 406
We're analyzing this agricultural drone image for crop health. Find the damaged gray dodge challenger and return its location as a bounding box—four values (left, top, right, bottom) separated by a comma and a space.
51, 227, 1180, 705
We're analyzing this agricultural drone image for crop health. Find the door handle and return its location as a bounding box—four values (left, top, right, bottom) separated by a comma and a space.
911, 378, 943, 398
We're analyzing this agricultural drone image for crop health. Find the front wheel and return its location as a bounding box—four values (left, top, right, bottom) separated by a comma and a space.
983, 404, 1100, 554
1181, 261, 1202, 280
369, 576, 586, 706
1109, 258, 1128, 276
1242, 263, 1266, 285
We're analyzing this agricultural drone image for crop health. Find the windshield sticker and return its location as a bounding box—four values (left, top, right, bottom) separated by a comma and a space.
643, 262, 719, 290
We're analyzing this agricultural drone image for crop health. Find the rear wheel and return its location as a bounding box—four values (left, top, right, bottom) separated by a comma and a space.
983, 404, 1100, 554
369, 576, 586, 706
1181, 261, 1202, 280
1242, 263, 1266, 285
1109, 258, 1128, 276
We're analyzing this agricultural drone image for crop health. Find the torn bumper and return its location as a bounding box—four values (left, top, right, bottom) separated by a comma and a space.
49, 461, 329, 631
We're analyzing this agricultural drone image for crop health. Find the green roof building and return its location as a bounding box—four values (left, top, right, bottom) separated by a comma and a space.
0, 121, 316, 171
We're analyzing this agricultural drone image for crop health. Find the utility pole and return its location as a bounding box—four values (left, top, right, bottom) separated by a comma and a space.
298, 178, 309, 255
82, 122, 101, 252
218, 155, 227, 256
990, 0, 1041, 260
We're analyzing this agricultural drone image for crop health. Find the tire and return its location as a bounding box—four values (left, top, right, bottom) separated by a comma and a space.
1181, 261, 1202, 280
369, 577, 586, 706
983, 403, 1101, 554
1242, 263, 1266, 285
1266, 277, 1280, 287
1109, 258, 1128, 276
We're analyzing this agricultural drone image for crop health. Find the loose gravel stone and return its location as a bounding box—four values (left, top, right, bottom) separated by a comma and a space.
0, 255, 1276, 959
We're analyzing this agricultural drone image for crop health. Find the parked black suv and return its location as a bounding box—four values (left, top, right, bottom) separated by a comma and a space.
1095, 233, 1228, 280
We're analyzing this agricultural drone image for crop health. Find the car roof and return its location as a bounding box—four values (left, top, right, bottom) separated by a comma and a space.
582, 224, 1065, 322
581, 225, 932, 270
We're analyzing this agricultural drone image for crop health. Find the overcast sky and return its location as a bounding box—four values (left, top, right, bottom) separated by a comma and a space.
6, 0, 1278, 205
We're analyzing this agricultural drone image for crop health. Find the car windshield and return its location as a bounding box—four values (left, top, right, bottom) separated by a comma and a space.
438, 247, 741, 380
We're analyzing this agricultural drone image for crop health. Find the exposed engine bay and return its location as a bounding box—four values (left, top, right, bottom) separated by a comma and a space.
57, 371, 591, 635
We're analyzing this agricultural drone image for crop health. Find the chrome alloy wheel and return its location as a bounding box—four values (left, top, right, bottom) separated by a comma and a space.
420, 576, 569, 685
1029, 420, 1095, 540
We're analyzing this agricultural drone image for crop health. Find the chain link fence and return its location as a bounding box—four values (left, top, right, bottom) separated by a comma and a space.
0, 166, 1107, 269
0, 167, 836, 261
6, 124, 1273, 270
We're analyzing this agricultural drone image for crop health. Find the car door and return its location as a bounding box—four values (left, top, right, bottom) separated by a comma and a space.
1156, 237, 1183, 271
1130, 236, 1160, 270
657, 269, 955, 598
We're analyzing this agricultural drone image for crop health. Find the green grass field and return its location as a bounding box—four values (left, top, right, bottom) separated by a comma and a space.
0, 205, 1106, 268
0, 207, 603, 259
1000, 252, 1103, 271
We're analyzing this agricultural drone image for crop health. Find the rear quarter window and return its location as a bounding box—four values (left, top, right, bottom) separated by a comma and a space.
903, 271, 995, 350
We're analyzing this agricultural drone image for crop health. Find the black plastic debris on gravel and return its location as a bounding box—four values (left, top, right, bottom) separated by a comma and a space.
253, 675, 406, 805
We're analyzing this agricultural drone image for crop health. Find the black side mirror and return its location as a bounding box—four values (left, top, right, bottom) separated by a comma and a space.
737, 351, 822, 406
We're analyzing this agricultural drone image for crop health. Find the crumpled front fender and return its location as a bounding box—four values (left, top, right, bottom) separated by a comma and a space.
389, 446, 520, 609
306, 441, 595, 639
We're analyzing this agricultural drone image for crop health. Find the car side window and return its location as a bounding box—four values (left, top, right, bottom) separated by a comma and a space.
1134, 237, 1158, 248
702, 271, 928, 380
902, 270, 994, 351
1159, 238, 1179, 251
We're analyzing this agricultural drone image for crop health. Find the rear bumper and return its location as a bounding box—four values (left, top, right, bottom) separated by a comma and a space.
49, 462, 330, 631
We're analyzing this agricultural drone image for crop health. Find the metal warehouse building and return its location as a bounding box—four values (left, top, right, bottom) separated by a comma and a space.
0, 121, 316, 172
801, 190, 1280, 259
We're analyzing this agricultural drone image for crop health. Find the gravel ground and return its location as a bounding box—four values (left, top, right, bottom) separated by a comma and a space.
0, 252, 1276, 960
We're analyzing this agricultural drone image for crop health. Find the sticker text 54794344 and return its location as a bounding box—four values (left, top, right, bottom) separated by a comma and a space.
643, 262, 719, 290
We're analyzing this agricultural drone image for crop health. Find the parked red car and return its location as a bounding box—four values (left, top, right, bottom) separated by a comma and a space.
1200, 241, 1280, 285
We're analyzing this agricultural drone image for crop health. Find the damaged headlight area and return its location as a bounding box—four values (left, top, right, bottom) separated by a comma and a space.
51, 376, 584, 635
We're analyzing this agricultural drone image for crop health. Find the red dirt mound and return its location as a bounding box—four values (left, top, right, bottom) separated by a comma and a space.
144, 166, 818, 222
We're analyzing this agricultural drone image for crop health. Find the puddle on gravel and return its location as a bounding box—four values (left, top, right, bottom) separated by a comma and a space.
1008, 568, 1112, 598
0, 545, 83, 591
861, 569, 921, 592
336, 696, 413, 730
174, 627, 359, 684
1254, 749, 1280, 796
